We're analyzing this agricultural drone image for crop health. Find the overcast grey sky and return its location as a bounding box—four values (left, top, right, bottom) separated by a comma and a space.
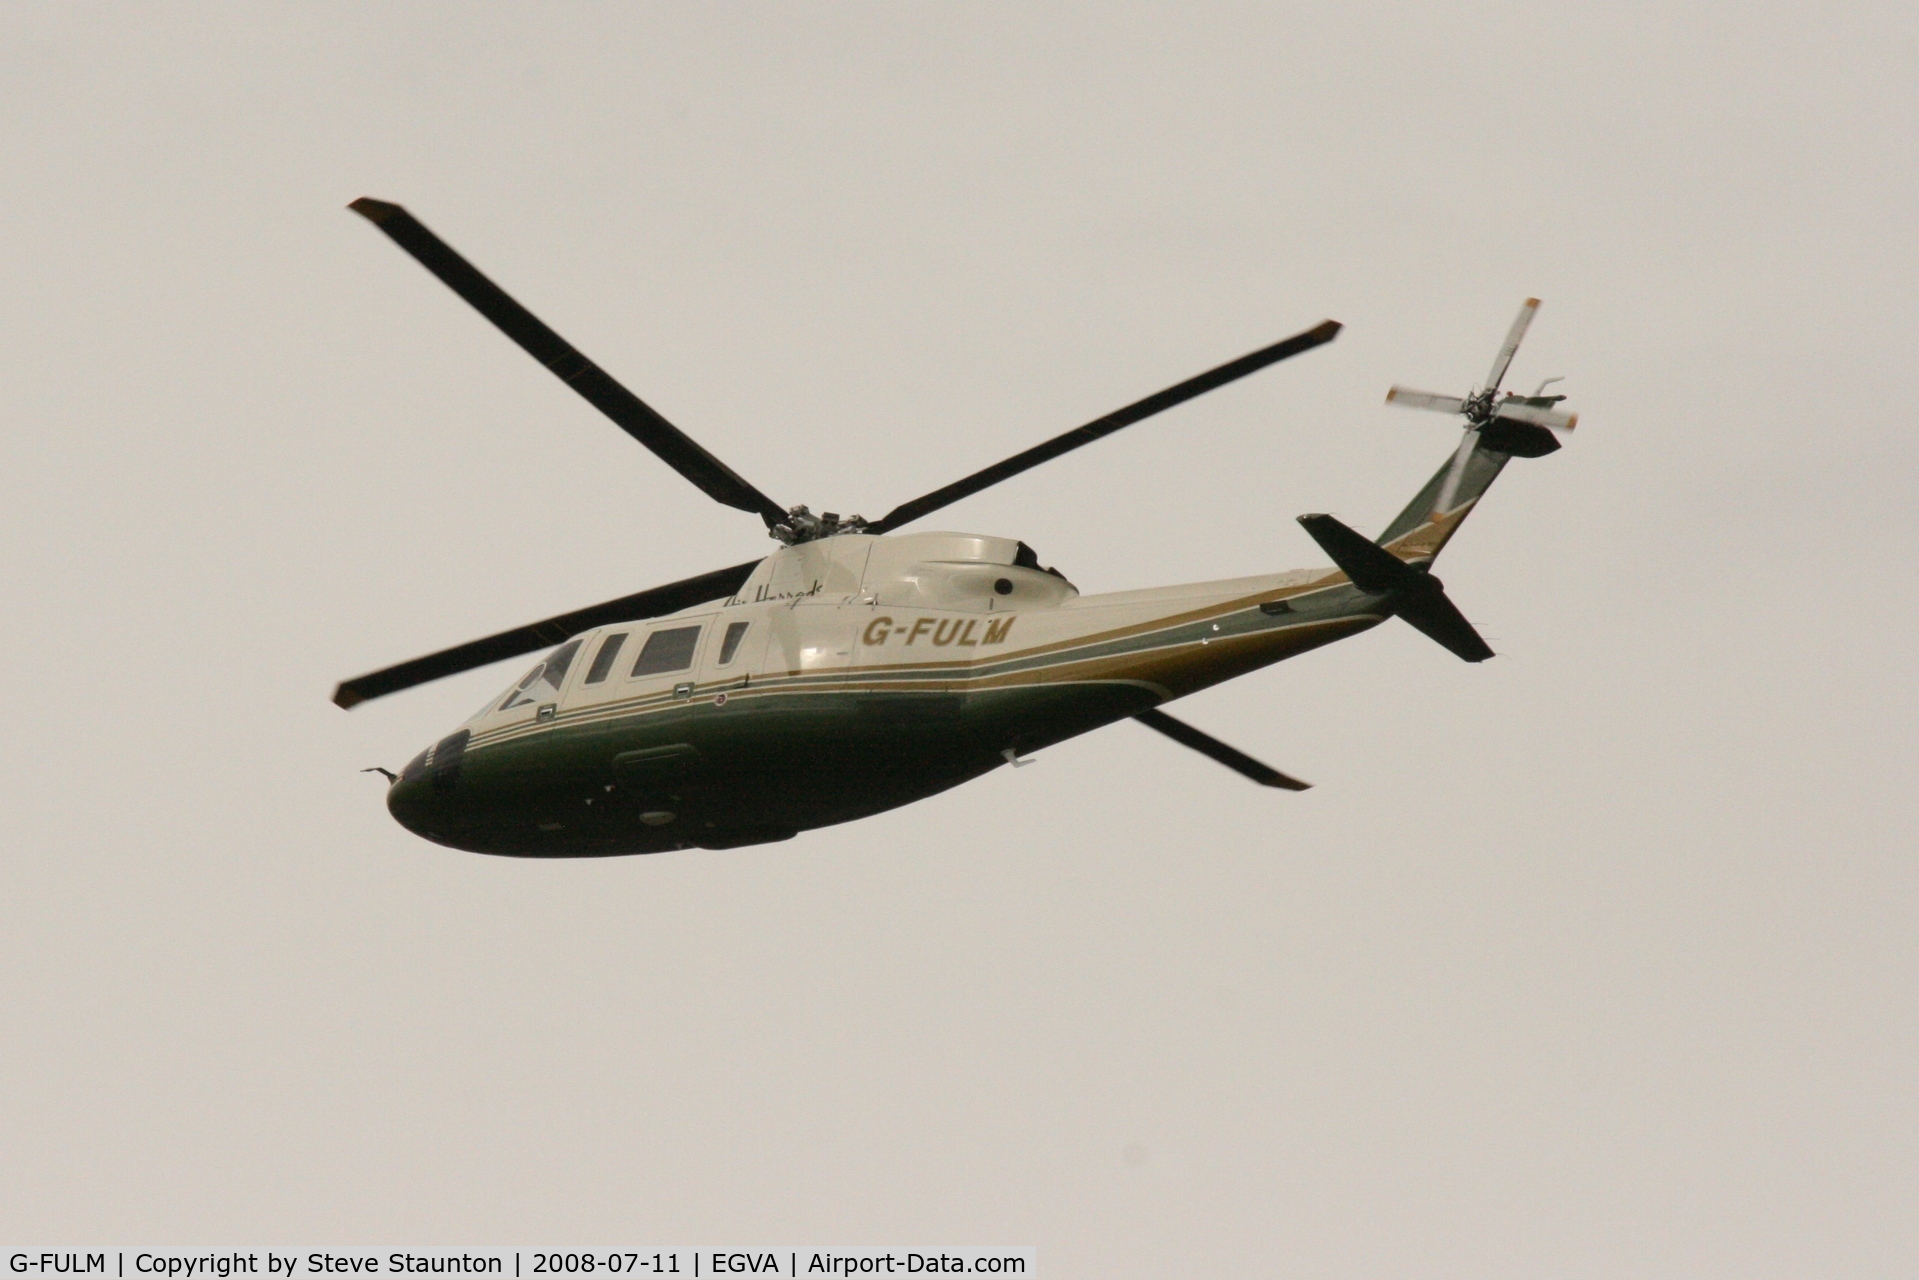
3, 3, 1915, 1273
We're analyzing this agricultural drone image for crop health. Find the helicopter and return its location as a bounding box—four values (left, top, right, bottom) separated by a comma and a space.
336, 198, 1577, 856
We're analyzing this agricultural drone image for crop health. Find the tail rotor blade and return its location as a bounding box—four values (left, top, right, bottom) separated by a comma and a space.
1484, 297, 1540, 393
1434, 427, 1481, 516
1385, 386, 1468, 415
1494, 401, 1578, 432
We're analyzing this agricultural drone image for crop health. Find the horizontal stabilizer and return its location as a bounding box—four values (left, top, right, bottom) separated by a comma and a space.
1396, 590, 1495, 663
1297, 513, 1424, 589
1296, 513, 1494, 664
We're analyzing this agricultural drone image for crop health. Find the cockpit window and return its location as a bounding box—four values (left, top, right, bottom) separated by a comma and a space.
545, 638, 583, 685
584, 632, 628, 684
717, 621, 750, 666
629, 625, 701, 678
498, 638, 584, 711
499, 663, 545, 710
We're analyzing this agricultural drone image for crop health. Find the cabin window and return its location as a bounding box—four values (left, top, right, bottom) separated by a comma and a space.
717, 621, 750, 666
629, 625, 702, 678
500, 638, 584, 710
584, 632, 628, 684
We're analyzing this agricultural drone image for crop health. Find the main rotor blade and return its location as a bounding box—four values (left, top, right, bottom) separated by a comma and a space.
1134, 708, 1312, 790
332, 558, 761, 708
349, 198, 787, 527
1385, 386, 1468, 415
867, 319, 1341, 534
1484, 297, 1539, 393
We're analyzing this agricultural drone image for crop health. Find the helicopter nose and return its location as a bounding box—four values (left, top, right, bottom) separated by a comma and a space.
385, 770, 437, 834
384, 731, 473, 840
387, 769, 478, 851
385, 744, 460, 839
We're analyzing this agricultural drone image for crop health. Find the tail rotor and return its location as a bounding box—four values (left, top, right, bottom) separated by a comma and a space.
1385, 298, 1577, 516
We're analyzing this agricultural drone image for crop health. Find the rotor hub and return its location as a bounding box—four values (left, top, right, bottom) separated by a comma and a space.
769, 505, 868, 545
1462, 388, 1499, 426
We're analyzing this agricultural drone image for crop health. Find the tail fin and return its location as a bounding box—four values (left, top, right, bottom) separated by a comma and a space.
1373, 439, 1515, 564
1311, 420, 1562, 663
1373, 408, 1561, 564
1374, 296, 1571, 564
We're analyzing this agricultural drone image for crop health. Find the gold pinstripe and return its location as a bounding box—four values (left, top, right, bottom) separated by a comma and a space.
463, 587, 1377, 756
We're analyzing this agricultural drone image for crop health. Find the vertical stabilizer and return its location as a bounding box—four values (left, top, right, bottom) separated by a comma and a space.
1373, 299, 1574, 565
1373, 442, 1515, 563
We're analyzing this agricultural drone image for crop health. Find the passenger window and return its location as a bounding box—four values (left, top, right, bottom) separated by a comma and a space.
500, 638, 583, 710
717, 621, 750, 666
629, 626, 702, 678
584, 632, 628, 684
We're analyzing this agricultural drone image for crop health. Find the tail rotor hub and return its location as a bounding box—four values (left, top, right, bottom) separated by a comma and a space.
1461, 388, 1500, 427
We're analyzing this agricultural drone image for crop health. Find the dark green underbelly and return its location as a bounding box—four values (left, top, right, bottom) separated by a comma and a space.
388, 681, 1158, 857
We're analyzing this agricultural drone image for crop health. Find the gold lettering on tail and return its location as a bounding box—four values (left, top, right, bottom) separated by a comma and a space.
982, 617, 1016, 645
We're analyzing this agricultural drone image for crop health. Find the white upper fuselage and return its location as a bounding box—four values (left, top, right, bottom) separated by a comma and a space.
462, 531, 1342, 747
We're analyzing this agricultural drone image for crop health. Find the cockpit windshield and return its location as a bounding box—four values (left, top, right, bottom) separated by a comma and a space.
487, 637, 584, 716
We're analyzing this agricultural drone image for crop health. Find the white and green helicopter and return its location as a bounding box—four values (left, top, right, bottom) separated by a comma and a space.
338, 199, 1576, 855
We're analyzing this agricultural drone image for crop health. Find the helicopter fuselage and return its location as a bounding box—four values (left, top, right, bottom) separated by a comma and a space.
336, 203, 1567, 852
385, 530, 1386, 855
